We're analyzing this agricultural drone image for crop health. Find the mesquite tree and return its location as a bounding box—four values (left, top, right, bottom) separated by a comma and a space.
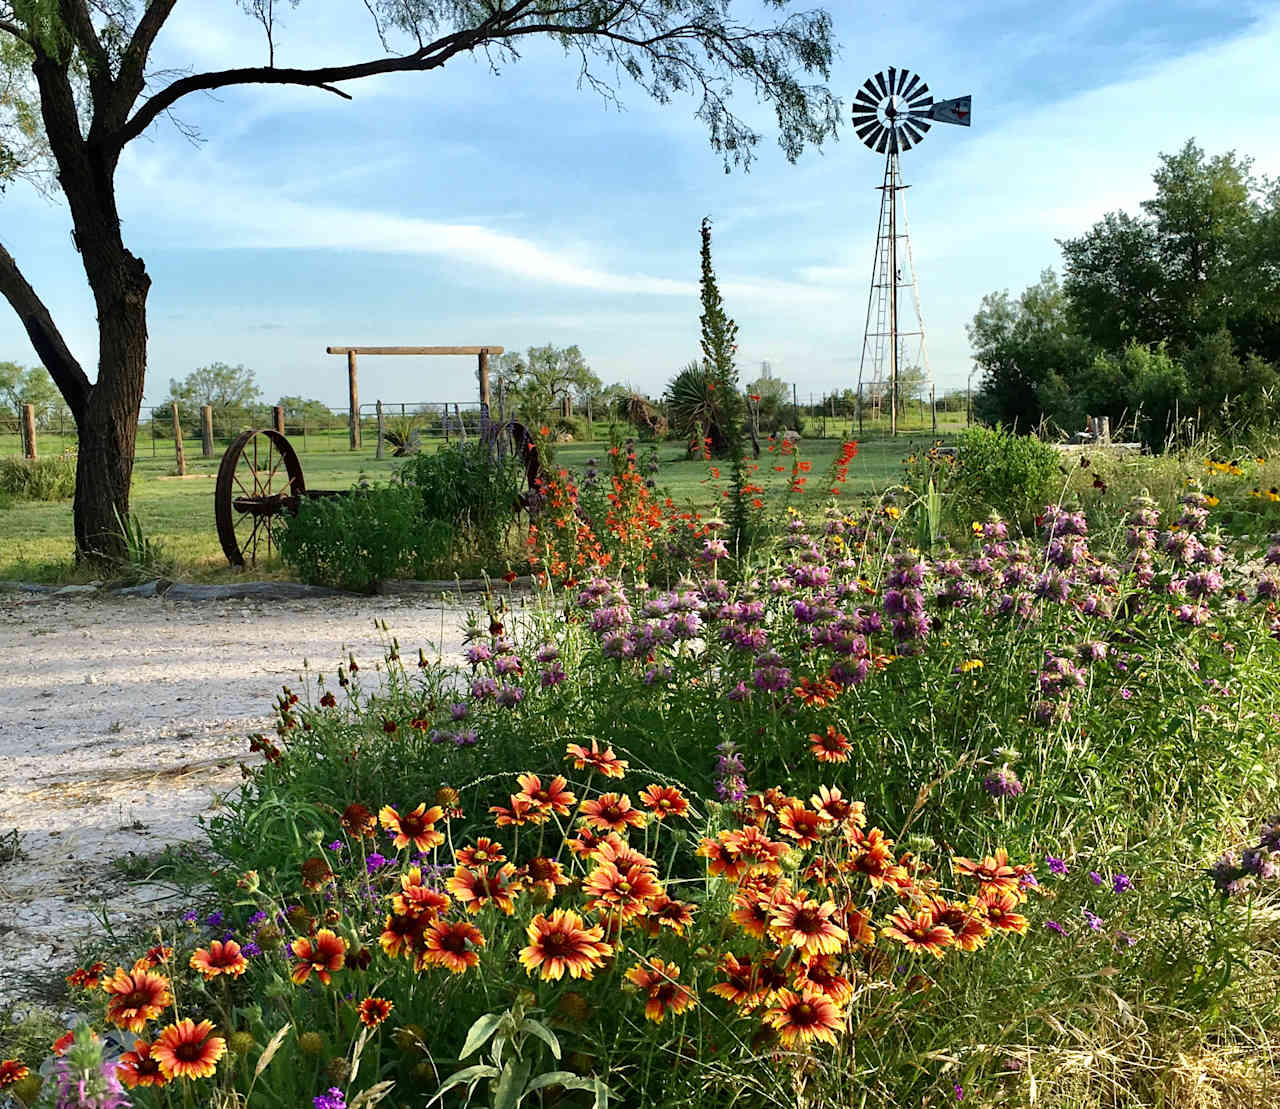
0, 0, 839, 562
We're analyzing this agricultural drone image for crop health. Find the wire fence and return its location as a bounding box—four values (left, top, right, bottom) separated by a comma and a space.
1, 393, 972, 463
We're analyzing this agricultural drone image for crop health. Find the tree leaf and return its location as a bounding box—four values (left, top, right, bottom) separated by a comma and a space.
459, 1013, 503, 1059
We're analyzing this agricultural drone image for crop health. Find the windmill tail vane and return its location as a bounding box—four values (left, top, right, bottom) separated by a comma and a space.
852, 69, 972, 436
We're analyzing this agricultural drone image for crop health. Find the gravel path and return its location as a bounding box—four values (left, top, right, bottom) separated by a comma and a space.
0, 589, 493, 1006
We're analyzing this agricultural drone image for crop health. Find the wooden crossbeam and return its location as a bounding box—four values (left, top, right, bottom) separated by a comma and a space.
325, 346, 504, 355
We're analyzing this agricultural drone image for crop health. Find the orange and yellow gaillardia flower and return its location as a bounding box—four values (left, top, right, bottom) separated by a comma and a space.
378, 803, 445, 852
189, 940, 248, 980
102, 966, 173, 1033
514, 773, 577, 817
777, 804, 827, 849
583, 861, 662, 922
809, 726, 852, 763
419, 920, 486, 974
638, 784, 689, 820
625, 958, 696, 1023
151, 1019, 226, 1080
357, 997, 394, 1028
564, 739, 628, 778
290, 929, 348, 985
0, 1060, 30, 1089
116, 1039, 167, 1088
519, 909, 612, 982
763, 988, 844, 1047
455, 837, 507, 868
882, 908, 954, 958
446, 863, 523, 915
578, 793, 646, 833
769, 896, 849, 958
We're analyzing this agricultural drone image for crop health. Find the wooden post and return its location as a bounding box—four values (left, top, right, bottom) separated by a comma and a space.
586, 395, 592, 438
201, 405, 214, 456
171, 402, 186, 475
347, 350, 360, 450
376, 400, 385, 460
792, 383, 799, 431
21, 404, 36, 459
443, 404, 450, 443
273, 405, 285, 435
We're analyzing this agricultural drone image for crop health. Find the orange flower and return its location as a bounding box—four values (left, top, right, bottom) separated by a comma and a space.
51, 1030, 75, 1056
709, 952, 788, 1010
519, 909, 612, 982
102, 966, 173, 1032
769, 896, 848, 957
66, 960, 107, 988
589, 835, 655, 873
881, 908, 954, 957
809, 725, 852, 763
951, 849, 1020, 895
731, 887, 779, 940
290, 929, 348, 985
977, 889, 1029, 934
583, 861, 662, 921
777, 804, 827, 848
151, 1018, 226, 1080
116, 1039, 167, 1088
341, 802, 377, 838
625, 958, 696, 1022
638, 784, 689, 820
379, 912, 427, 960
521, 855, 571, 898
455, 837, 507, 868
764, 988, 844, 1047
0, 1060, 30, 1089
391, 868, 452, 919
564, 739, 628, 778
515, 773, 578, 817
135, 946, 173, 972
847, 827, 909, 890
809, 786, 864, 828
446, 863, 523, 915
792, 954, 853, 1006
794, 676, 840, 707
490, 796, 541, 827
645, 893, 696, 935
578, 792, 646, 833
378, 803, 445, 852
188, 940, 248, 980
419, 920, 486, 974
357, 997, 394, 1027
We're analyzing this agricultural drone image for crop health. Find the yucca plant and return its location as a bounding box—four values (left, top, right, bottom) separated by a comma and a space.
665, 361, 739, 457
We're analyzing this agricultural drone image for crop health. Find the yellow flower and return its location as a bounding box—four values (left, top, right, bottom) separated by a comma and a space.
971, 522, 983, 535
883, 506, 900, 520
958, 659, 984, 673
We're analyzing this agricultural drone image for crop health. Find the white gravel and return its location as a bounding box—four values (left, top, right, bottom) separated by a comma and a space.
0, 589, 497, 1006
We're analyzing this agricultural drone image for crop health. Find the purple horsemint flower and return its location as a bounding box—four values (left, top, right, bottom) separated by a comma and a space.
1047, 536, 1088, 569
1045, 920, 1067, 936
540, 662, 567, 688
752, 656, 792, 692
642, 595, 672, 618
453, 728, 479, 747
1083, 908, 1104, 931
1115, 930, 1137, 948
667, 611, 704, 640
1127, 498, 1160, 530
534, 643, 560, 664
670, 587, 704, 613
713, 740, 748, 801
1196, 542, 1226, 566
1002, 564, 1033, 589
982, 515, 1009, 540
983, 765, 1024, 798
465, 643, 493, 666
600, 631, 629, 660
1175, 603, 1210, 626
891, 609, 931, 644
700, 579, 730, 603
1086, 564, 1119, 587
590, 605, 631, 633
315, 1087, 348, 1109
1184, 570, 1224, 599
700, 537, 729, 562
829, 658, 871, 688
1080, 593, 1113, 618
1033, 570, 1071, 604
727, 681, 751, 702
1162, 530, 1205, 566
366, 852, 389, 874
1077, 640, 1108, 663
1126, 526, 1156, 551
1243, 847, 1279, 880
1031, 700, 1058, 726
1260, 814, 1280, 851
470, 676, 499, 701
494, 654, 523, 677
792, 598, 817, 624
1111, 873, 1134, 893
768, 576, 795, 595
450, 702, 469, 721
1046, 855, 1068, 877
1088, 870, 1103, 886
643, 664, 673, 685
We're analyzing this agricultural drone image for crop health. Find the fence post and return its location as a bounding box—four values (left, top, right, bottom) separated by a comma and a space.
201, 405, 214, 456
171, 402, 186, 475
21, 404, 36, 459
478, 350, 490, 434
347, 350, 361, 450
273, 405, 285, 435
376, 400, 385, 460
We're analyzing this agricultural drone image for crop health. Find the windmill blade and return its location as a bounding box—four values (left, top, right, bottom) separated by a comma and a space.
908, 84, 932, 110
887, 66, 898, 100
861, 76, 881, 102
875, 126, 891, 154
901, 119, 927, 147
895, 68, 913, 94
853, 87, 880, 110
901, 72, 922, 100
851, 113, 879, 132
855, 120, 885, 149
873, 70, 890, 98
928, 95, 972, 126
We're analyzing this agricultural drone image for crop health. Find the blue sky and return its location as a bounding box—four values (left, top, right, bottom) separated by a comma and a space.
3, 0, 1279, 409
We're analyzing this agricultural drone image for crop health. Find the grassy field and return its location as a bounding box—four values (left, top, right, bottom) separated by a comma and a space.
0, 427, 954, 583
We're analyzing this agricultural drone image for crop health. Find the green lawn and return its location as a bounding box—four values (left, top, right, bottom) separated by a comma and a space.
0, 419, 961, 583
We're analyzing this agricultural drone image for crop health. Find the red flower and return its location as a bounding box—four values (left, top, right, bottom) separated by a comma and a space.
357, 997, 394, 1027
290, 929, 348, 985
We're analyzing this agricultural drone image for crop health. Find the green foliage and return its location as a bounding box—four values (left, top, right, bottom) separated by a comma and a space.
275, 484, 452, 592
400, 441, 522, 568
0, 452, 74, 500
492, 345, 600, 427
276, 395, 335, 424
0, 360, 60, 425
109, 506, 176, 583
168, 362, 263, 434
953, 424, 1061, 529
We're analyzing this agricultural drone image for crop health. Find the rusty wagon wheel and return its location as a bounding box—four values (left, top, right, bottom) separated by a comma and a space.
215, 428, 306, 566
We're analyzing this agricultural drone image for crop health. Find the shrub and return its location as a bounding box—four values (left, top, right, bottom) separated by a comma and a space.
275, 484, 451, 592
0, 452, 76, 500
400, 441, 522, 567
953, 424, 1061, 530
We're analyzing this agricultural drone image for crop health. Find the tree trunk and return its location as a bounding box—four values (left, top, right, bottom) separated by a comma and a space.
72, 258, 151, 563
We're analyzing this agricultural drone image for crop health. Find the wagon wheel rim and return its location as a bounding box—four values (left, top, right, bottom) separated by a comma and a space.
215, 429, 306, 566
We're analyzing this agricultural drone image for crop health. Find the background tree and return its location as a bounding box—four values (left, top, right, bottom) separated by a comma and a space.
0, 358, 60, 425
169, 362, 262, 411
276, 394, 335, 424
0, 0, 839, 561
490, 344, 600, 426
745, 361, 790, 434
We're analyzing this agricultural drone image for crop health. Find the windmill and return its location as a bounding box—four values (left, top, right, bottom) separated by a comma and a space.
852, 68, 971, 436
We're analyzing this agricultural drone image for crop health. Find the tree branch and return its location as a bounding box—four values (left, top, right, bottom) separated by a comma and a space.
0, 17, 30, 43
115, 1, 534, 148
111, 0, 179, 128
0, 240, 91, 417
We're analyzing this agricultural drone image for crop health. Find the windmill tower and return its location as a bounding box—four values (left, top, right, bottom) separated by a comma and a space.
852, 68, 971, 436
